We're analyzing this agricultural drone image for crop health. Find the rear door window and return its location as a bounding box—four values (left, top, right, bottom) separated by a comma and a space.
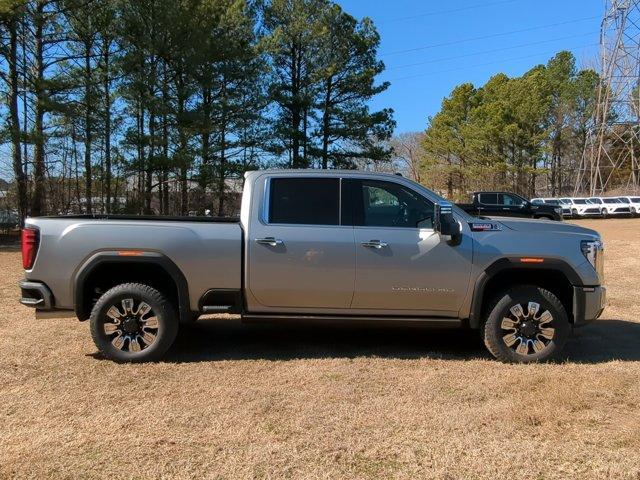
268, 178, 340, 225
478, 193, 498, 205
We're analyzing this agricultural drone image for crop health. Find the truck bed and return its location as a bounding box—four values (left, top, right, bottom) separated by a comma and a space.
24, 215, 243, 312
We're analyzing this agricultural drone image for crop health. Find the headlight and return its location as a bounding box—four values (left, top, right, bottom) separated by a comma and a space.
581, 239, 604, 280
555, 207, 562, 213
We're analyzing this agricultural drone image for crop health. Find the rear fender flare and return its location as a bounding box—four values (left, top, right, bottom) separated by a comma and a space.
73, 251, 190, 322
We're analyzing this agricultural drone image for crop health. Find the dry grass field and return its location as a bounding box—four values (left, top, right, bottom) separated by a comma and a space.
1, 219, 640, 479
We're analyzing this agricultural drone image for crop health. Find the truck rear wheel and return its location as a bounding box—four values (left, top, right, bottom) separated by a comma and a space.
89, 283, 178, 362
482, 285, 569, 363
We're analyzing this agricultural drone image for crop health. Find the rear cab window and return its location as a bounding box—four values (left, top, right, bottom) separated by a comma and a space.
268, 177, 340, 225
478, 193, 498, 205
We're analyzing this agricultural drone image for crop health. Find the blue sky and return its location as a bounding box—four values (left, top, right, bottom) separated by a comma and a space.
338, 0, 602, 134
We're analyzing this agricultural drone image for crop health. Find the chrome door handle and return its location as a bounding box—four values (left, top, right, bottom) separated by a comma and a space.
255, 237, 283, 247
361, 240, 388, 249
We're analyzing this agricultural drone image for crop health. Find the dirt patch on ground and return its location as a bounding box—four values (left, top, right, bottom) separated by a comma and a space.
1, 219, 639, 479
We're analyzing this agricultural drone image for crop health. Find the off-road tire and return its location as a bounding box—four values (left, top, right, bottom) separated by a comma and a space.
90, 283, 178, 362
482, 285, 570, 363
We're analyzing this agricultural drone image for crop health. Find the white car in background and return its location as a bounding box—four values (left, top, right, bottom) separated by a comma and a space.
618, 196, 640, 216
587, 197, 633, 217
561, 198, 603, 218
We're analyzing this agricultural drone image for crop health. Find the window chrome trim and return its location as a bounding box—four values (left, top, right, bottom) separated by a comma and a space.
261, 175, 345, 228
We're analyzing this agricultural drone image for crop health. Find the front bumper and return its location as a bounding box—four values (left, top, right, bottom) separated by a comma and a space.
573, 285, 606, 326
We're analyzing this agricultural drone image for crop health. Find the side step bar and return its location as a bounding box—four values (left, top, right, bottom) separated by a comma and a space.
201, 305, 233, 314
241, 313, 462, 328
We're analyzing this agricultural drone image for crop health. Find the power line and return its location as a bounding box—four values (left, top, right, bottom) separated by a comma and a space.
382, 0, 522, 24
381, 15, 600, 57
388, 43, 599, 82
386, 32, 596, 71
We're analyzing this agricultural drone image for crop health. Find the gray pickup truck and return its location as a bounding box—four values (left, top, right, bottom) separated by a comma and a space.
20, 170, 606, 363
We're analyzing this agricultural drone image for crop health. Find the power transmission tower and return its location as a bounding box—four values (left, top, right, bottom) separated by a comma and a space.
576, 0, 640, 195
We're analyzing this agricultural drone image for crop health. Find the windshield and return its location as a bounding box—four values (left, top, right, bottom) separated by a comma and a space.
573, 199, 588, 204
559, 199, 571, 204
603, 198, 621, 204
630, 197, 640, 203
619, 197, 630, 203
544, 199, 560, 205
588, 198, 602, 204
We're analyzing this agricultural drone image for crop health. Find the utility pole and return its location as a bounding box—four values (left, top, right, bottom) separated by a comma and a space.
576, 0, 640, 195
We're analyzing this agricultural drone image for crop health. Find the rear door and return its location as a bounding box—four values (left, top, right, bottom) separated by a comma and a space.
347, 178, 473, 314
477, 192, 498, 215
247, 176, 355, 310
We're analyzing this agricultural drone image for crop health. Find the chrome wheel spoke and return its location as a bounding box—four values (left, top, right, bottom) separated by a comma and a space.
532, 339, 546, 353
106, 306, 123, 322
141, 331, 157, 345
122, 298, 135, 315
537, 310, 553, 326
503, 333, 519, 347
129, 336, 141, 352
516, 339, 529, 355
104, 322, 119, 335
539, 327, 555, 340
527, 302, 540, 318
510, 304, 525, 320
141, 316, 159, 329
501, 318, 518, 330
112, 332, 125, 350
136, 302, 152, 319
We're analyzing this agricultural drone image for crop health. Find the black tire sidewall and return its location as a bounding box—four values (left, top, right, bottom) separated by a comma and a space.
483, 285, 570, 363
89, 283, 178, 362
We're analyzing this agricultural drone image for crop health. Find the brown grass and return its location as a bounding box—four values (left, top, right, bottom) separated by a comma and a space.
1, 219, 640, 479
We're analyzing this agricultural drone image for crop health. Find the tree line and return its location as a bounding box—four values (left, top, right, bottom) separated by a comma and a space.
412, 51, 601, 200
0, 0, 394, 219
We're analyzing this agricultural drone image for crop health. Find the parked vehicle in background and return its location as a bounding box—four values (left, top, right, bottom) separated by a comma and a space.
617, 196, 640, 216
458, 192, 562, 221
561, 198, 603, 218
20, 170, 604, 364
538, 198, 572, 218
0, 210, 19, 232
587, 197, 632, 217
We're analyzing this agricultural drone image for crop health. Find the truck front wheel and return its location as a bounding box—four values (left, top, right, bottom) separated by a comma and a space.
482, 285, 569, 363
89, 283, 178, 362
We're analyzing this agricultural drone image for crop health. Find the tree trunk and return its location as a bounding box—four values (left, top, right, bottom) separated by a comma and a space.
31, 0, 46, 216
84, 39, 93, 214
8, 17, 27, 222
104, 42, 112, 213
321, 78, 332, 169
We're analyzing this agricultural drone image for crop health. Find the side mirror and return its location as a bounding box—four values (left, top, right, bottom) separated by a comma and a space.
436, 201, 462, 246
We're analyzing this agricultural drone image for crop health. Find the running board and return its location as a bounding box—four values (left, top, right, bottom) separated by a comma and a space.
202, 305, 233, 314
241, 313, 462, 328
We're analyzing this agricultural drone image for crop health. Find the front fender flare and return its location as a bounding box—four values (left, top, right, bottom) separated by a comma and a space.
468, 257, 583, 329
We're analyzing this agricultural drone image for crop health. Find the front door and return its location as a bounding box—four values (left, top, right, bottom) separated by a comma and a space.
348, 179, 473, 314
247, 176, 355, 310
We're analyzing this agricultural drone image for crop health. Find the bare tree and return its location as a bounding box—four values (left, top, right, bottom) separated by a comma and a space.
390, 131, 425, 182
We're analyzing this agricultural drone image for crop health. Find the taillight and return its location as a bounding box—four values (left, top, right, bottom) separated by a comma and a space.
21, 227, 39, 270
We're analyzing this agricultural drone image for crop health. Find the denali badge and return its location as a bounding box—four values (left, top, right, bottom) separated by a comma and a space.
392, 286, 455, 293
469, 222, 502, 232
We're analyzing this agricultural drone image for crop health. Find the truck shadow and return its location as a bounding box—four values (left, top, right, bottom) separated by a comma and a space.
164, 317, 640, 363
